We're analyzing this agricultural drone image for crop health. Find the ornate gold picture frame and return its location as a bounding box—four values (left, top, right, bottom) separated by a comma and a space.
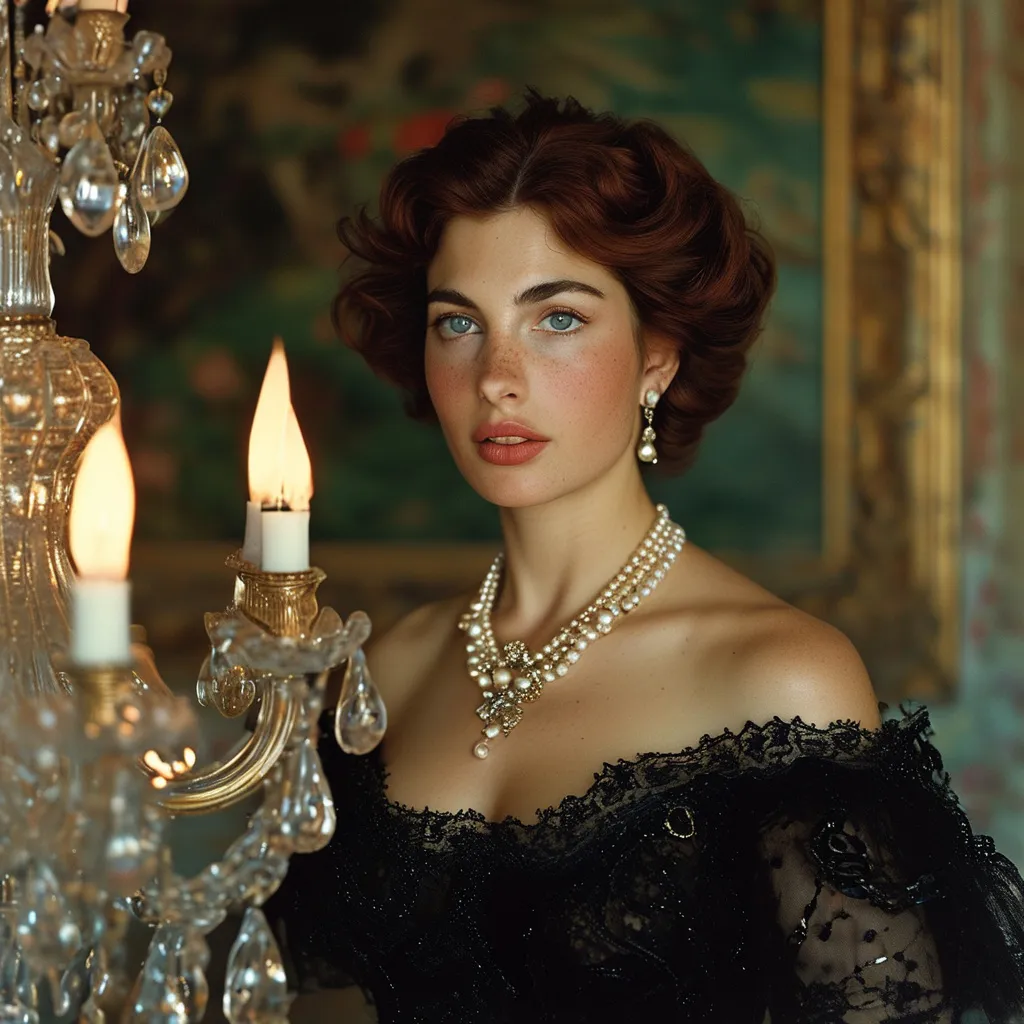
811, 0, 962, 700
135, 0, 963, 703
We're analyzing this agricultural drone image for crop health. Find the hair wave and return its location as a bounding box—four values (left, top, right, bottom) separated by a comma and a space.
333, 91, 777, 473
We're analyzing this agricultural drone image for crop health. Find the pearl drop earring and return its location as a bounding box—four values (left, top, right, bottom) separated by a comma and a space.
637, 388, 659, 464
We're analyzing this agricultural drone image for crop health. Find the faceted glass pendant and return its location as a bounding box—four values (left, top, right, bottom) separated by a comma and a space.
122, 924, 204, 1024
112, 179, 151, 273
135, 126, 188, 214
334, 648, 387, 755
271, 739, 336, 854
0, 916, 36, 1024
58, 123, 120, 237
14, 861, 81, 976
176, 928, 210, 1023
56, 110, 88, 149
195, 652, 212, 707
223, 908, 292, 1024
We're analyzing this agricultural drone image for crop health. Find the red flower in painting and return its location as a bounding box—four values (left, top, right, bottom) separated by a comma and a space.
190, 348, 243, 403
394, 110, 453, 155
469, 78, 510, 106
339, 124, 371, 160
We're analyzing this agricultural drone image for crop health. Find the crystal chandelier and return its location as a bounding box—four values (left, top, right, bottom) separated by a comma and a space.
0, 2, 386, 1021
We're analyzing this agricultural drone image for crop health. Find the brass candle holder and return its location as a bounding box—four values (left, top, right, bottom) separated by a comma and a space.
138, 552, 346, 816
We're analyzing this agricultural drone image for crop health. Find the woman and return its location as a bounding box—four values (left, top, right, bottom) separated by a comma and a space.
265, 93, 1024, 1022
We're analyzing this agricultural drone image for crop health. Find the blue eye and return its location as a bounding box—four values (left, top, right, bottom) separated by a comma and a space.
434, 314, 479, 339
539, 311, 584, 333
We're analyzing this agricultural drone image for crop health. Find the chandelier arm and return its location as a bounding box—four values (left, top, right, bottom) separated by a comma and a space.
144, 674, 306, 816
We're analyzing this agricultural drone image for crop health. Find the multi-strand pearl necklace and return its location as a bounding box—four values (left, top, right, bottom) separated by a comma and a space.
459, 504, 686, 759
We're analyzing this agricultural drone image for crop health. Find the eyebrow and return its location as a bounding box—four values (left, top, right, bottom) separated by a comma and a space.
425, 279, 606, 310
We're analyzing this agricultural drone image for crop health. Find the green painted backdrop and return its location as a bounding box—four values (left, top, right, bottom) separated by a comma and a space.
52, 0, 823, 555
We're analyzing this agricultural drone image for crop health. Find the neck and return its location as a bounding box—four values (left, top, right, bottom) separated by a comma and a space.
491, 462, 659, 645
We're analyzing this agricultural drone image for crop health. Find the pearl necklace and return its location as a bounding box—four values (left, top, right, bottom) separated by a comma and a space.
459, 504, 686, 759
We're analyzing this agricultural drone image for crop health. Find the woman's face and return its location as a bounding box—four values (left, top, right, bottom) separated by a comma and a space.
424, 206, 657, 509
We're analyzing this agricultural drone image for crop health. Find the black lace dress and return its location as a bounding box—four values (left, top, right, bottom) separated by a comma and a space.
264, 705, 1024, 1022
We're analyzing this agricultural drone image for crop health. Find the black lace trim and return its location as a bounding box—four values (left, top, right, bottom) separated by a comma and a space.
356, 704, 977, 845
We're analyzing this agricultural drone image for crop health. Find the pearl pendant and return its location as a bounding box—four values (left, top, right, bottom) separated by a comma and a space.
465, 508, 686, 760
638, 442, 657, 464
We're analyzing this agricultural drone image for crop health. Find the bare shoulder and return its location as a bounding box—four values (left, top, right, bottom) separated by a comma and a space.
731, 603, 881, 730
671, 546, 881, 731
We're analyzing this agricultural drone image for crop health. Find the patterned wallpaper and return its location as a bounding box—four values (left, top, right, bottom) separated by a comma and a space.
927, 0, 1024, 868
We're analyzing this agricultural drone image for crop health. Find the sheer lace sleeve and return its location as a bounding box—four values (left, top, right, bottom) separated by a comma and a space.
752, 709, 1024, 1023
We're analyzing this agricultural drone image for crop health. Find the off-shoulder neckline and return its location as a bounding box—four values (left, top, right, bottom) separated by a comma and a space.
362, 704, 935, 833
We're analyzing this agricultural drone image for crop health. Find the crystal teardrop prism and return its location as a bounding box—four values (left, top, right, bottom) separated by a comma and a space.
145, 89, 173, 119
38, 116, 60, 156
14, 862, 81, 974
334, 648, 387, 755
135, 126, 188, 214
222, 908, 292, 1024
56, 110, 87, 149
26, 82, 47, 113
52, 944, 89, 1017
58, 123, 120, 237
112, 180, 151, 274
175, 929, 210, 1023
122, 924, 189, 1024
195, 653, 212, 707
270, 739, 336, 853
0, 918, 35, 1024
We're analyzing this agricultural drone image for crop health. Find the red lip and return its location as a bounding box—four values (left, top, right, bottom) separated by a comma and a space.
477, 439, 547, 466
472, 421, 549, 443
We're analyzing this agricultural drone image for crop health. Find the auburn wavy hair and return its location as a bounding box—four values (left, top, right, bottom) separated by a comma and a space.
332, 91, 776, 473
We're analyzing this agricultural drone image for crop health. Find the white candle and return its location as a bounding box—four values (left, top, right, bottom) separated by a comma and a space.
260, 509, 310, 572
241, 499, 262, 565
72, 580, 131, 666
245, 340, 313, 575
68, 420, 136, 667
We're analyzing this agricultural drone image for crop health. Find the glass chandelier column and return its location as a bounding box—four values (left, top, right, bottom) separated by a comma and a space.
0, 0, 184, 698
0, 2, 388, 1021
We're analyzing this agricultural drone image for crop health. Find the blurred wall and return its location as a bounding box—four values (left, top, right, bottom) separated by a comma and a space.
928, 0, 1024, 866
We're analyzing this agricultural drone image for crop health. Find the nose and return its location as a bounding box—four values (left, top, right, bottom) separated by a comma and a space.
476, 331, 525, 405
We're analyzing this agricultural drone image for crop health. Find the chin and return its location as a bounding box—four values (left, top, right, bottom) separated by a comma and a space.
460, 470, 553, 509
456, 456, 604, 511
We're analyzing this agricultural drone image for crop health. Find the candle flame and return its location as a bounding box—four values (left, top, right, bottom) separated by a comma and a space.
247, 338, 313, 510
69, 419, 136, 580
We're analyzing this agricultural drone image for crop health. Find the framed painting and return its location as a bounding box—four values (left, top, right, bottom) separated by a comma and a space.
49, 0, 961, 700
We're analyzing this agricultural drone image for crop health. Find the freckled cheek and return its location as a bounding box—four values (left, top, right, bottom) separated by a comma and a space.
425, 349, 475, 419
550, 352, 636, 434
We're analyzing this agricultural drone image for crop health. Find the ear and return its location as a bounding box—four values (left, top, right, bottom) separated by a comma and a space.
639, 331, 680, 402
